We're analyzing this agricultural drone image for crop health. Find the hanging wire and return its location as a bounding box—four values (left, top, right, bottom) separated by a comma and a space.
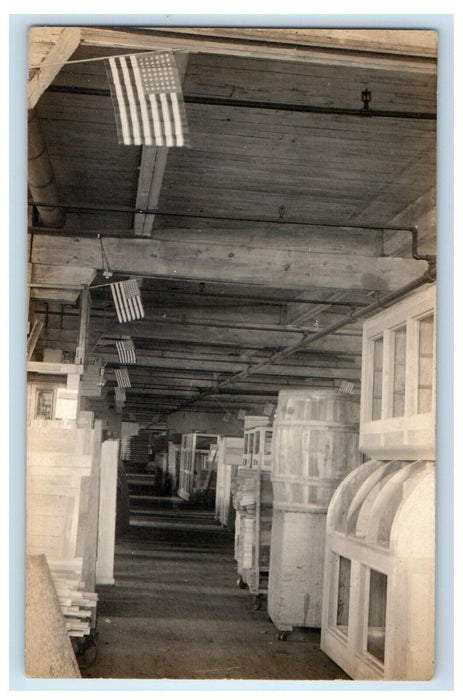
98, 235, 113, 279
88, 284, 111, 355
28, 47, 188, 70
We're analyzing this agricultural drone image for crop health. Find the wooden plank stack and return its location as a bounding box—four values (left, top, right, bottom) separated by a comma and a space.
27, 416, 103, 638
232, 466, 273, 594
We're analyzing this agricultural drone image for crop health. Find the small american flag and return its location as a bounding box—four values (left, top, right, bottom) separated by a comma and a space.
337, 380, 360, 395
110, 279, 144, 323
106, 51, 189, 146
115, 367, 131, 388
115, 386, 126, 403
116, 338, 136, 364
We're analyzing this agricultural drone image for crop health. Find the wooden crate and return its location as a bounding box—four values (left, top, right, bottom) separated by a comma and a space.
268, 509, 327, 630
320, 459, 435, 680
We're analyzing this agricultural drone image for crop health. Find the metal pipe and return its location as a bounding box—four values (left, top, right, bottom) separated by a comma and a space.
28, 109, 65, 228
46, 84, 436, 120
27, 203, 425, 232
121, 315, 362, 335
29, 208, 434, 263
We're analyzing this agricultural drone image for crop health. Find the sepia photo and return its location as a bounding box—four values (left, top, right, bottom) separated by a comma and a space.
24, 24, 441, 683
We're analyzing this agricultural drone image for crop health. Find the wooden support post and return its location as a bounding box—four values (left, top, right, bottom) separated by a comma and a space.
75, 285, 90, 366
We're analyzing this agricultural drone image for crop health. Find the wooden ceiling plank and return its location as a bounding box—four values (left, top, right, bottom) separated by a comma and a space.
28, 27, 81, 109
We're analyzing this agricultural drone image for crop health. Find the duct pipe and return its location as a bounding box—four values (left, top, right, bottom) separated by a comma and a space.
28, 108, 65, 228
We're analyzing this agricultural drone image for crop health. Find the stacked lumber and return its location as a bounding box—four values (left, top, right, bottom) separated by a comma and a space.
27, 417, 102, 638
52, 570, 98, 637
232, 467, 273, 593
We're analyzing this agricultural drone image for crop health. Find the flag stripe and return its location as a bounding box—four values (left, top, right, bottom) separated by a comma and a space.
126, 295, 137, 321
108, 57, 132, 145
170, 92, 184, 147
160, 93, 173, 146
130, 55, 153, 145
150, 94, 164, 146
111, 282, 126, 323
119, 57, 141, 145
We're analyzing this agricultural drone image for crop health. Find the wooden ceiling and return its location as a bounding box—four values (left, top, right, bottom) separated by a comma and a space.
27, 26, 437, 424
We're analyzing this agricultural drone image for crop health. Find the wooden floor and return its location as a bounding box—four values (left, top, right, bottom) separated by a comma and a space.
82, 497, 350, 681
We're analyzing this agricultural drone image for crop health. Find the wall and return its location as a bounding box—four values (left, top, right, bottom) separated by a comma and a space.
167, 410, 244, 438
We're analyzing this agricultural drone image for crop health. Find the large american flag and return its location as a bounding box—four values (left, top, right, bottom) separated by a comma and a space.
110, 279, 144, 323
105, 51, 189, 146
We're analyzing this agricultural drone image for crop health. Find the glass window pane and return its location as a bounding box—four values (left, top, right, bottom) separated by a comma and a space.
265, 430, 273, 455
372, 336, 383, 420
392, 326, 407, 417
367, 569, 387, 663
418, 314, 434, 414
249, 432, 254, 455
336, 556, 351, 635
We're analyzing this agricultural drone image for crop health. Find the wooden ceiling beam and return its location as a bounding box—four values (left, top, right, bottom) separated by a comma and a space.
31, 233, 428, 292
95, 351, 361, 379
92, 323, 362, 354
28, 27, 81, 109
133, 53, 189, 236
78, 27, 436, 74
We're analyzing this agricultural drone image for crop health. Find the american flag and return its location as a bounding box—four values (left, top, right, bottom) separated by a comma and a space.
115, 386, 126, 403
115, 338, 136, 364
105, 51, 189, 146
110, 279, 144, 323
115, 367, 131, 388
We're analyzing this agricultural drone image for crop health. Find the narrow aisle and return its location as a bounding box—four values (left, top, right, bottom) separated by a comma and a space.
82, 500, 349, 680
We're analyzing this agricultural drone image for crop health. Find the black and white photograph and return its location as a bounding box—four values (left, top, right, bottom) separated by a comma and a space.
19, 18, 451, 688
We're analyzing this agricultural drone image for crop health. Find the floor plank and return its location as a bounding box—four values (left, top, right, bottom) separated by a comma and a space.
82, 499, 350, 680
